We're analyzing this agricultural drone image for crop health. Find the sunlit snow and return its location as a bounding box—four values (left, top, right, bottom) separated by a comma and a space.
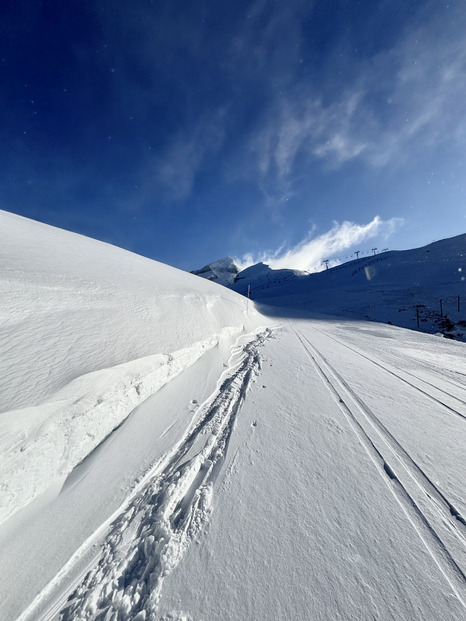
1, 211, 465, 621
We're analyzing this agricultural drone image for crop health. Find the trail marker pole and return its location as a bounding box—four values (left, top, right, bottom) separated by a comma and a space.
416, 305, 420, 328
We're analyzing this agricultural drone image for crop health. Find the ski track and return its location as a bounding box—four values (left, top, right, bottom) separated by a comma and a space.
308, 325, 466, 421
35, 330, 268, 621
292, 325, 466, 609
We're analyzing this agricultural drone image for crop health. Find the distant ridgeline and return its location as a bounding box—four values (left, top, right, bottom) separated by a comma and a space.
191, 235, 466, 341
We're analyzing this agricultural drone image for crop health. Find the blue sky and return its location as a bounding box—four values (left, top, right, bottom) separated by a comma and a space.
2, 0, 466, 272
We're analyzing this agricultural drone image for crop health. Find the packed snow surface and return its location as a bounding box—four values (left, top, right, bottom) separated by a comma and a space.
1, 211, 466, 621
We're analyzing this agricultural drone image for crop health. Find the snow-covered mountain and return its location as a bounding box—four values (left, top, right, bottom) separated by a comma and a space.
232, 261, 309, 293
2, 212, 466, 621
190, 256, 240, 286
201, 236, 466, 340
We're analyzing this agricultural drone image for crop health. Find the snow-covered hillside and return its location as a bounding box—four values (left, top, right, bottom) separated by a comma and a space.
230, 235, 466, 340
232, 261, 309, 293
1, 212, 466, 621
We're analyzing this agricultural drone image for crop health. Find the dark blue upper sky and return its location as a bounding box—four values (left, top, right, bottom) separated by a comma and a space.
2, 0, 466, 271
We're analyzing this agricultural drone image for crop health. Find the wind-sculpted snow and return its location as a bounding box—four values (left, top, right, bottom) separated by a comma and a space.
0, 210, 264, 524
55, 330, 268, 621
0, 329, 242, 525
0, 210, 259, 414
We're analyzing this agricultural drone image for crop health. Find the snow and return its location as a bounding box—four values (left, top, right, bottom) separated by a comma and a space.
1, 211, 466, 620
190, 256, 240, 287
231, 236, 466, 340
232, 261, 309, 296
0, 210, 267, 525
158, 321, 466, 621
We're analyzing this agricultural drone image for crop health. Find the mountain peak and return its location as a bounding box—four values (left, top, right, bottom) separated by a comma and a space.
191, 256, 240, 286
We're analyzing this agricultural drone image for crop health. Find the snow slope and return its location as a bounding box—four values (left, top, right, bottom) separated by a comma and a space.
158, 317, 466, 620
0, 210, 266, 527
1, 212, 466, 621
11, 313, 466, 621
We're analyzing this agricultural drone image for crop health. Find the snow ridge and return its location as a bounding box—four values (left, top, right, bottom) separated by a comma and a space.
53, 330, 268, 621
1, 331, 242, 526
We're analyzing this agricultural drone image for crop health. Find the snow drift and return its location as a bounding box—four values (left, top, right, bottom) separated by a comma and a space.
0, 210, 264, 525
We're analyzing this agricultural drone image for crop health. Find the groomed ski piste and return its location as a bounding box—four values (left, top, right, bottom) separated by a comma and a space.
1, 210, 465, 620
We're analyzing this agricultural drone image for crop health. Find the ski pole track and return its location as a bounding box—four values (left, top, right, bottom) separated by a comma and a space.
308, 324, 466, 421
292, 326, 466, 608
52, 330, 268, 621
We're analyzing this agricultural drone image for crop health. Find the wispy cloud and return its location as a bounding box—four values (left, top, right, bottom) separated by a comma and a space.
242, 1, 466, 198
365, 6, 466, 166
229, 0, 311, 82
252, 90, 368, 184
147, 111, 226, 201
238, 216, 402, 272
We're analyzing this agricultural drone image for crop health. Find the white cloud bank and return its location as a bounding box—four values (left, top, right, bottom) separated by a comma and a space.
238, 216, 402, 273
